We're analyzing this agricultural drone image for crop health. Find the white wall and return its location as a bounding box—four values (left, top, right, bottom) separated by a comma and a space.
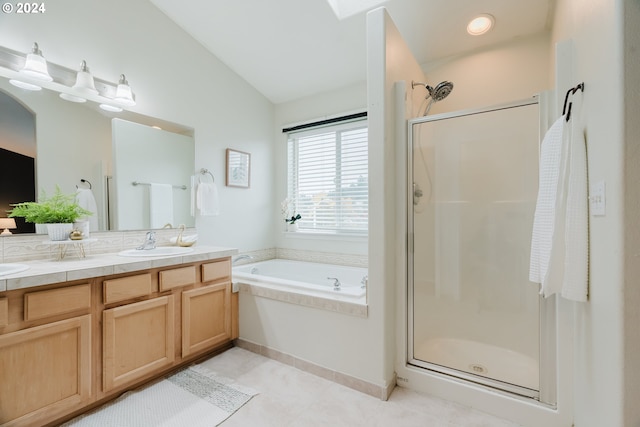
274, 82, 368, 256
551, 0, 628, 426
422, 33, 551, 115
367, 6, 428, 393
0, 89, 36, 157
0, 0, 275, 251
622, 1, 640, 425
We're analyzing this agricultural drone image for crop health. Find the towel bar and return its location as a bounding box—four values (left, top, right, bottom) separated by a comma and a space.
132, 181, 187, 190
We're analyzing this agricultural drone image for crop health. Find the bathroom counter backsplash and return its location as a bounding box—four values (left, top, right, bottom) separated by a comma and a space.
0, 229, 236, 292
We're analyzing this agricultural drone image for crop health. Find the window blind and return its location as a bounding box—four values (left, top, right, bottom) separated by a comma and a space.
286, 120, 368, 234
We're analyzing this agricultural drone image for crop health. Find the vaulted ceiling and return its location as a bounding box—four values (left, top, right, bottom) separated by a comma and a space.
150, 0, 555, 104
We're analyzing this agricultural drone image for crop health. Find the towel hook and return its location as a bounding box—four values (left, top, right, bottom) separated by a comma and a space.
77, 178, 92, 189
562, 82, 585, 122
199, 168, 215, 183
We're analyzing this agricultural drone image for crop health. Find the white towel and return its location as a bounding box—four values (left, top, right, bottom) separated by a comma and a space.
75, 188, 99, 231
529, 117, 564, 290
190, 175, 196, 217
559, 110, 589, 301
529, 115, 588, 301
149, 183, 174, 228
196, 182, 220, 216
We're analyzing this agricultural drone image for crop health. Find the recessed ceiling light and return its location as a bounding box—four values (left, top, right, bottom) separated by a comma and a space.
467, 14, 495, 36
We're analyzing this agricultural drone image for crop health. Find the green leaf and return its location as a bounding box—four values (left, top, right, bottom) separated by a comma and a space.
8, 185, 93, 224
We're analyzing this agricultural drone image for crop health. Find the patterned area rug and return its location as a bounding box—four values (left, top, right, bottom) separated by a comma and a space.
63, 365, 258, 427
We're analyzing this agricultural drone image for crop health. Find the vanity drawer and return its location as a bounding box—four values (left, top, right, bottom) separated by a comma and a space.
24, 284, 91, 321
103, 273, 153, 304
0, 298, 7, 327
202, 259, 230, 283
159, 266, 196, 291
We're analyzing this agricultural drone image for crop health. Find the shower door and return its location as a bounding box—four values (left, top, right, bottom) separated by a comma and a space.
408, 99, 542, 397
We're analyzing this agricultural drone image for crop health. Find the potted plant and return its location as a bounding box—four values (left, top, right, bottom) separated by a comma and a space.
281, 198, 302, 232
285, 214, 302, 231
8, 186, 93, 241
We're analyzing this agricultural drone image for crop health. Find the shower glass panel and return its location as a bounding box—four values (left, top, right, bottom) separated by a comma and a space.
409, 100, 541, 396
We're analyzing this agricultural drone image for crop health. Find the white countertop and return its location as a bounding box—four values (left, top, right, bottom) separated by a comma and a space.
0, 245, 238, 292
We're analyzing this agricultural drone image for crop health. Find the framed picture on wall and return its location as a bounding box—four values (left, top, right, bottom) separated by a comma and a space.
225, 148, 251, 188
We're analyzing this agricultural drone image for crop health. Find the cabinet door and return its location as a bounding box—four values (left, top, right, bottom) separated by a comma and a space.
182, 283, 231, 357
0, 315, 92, 427
103, 296, 174, 392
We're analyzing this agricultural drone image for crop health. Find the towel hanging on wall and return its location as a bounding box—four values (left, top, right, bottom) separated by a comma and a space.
194, 168, 220, 216
75, 188, 99, 231
529, 117, 565, 294
196, 181, 220, 216
529, 99, 588, 302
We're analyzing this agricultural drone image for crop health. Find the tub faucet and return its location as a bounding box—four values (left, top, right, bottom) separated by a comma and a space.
327, 277, 341, 291
137, 231, 156, 250
233, 254, 254, 264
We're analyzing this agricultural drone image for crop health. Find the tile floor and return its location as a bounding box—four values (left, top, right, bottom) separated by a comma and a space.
202, 347, 522, 427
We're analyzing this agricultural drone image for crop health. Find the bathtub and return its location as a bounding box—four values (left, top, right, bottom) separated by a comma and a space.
233, 259, 367, 300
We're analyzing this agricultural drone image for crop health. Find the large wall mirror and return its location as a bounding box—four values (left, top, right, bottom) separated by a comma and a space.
0, 78, 195, 233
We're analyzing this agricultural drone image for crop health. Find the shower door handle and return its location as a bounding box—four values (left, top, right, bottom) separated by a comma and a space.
413, 183, 423, 205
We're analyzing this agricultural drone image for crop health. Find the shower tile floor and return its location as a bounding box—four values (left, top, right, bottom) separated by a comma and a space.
199, 346, 521, 427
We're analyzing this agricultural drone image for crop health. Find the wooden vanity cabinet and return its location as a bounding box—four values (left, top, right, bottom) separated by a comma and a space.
182, 282, 231, 357
181, 259, 234, 356
0, 255, 236, 427
102, 295, 175, 392
0, 283, 93, 427
101, 259, 233, 392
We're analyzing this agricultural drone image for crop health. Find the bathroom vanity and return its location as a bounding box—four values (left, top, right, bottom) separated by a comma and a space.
0, 247, 238, 427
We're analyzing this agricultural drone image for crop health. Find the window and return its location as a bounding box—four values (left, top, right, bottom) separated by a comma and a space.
286, 118, 368, 234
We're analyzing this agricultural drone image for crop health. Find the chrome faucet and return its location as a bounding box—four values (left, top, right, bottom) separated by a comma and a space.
136, 231, 157, 250
327, 277, 341, 291
233, 254, 254, 264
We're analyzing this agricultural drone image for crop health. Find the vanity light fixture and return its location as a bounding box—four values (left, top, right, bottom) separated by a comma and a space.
0, 43, 137, 111
113, 74, 136, 106
8, 78, 42, 91
8, 42, 52, 90
467, 14, 495, 36
99, 103, 123, 112
59, 60, 98, 103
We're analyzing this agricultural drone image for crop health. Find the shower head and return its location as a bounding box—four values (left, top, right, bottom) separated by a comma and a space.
428, 81, 454, 102
412, 80, 454, 100
412, 80, 454, 116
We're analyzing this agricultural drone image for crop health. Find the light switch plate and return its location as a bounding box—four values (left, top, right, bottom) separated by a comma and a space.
590, 181, 606, 216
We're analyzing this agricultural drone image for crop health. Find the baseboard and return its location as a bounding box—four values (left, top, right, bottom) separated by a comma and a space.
234, 338, 391, 400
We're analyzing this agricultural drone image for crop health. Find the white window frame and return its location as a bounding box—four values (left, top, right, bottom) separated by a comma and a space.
285, 118, 368, 236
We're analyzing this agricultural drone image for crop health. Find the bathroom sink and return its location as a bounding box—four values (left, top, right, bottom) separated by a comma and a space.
0, 263, 29, 276
118, 247, 194, 257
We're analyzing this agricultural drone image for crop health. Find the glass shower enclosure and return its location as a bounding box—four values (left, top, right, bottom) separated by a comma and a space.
407, 98, 546, 399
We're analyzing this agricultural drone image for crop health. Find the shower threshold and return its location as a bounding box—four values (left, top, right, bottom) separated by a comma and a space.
411, 338, 539, 399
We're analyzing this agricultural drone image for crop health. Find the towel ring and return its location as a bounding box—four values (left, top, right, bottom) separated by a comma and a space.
199, 168, 215, 183
562, 82, 584, 122
77, 178, 92, 189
